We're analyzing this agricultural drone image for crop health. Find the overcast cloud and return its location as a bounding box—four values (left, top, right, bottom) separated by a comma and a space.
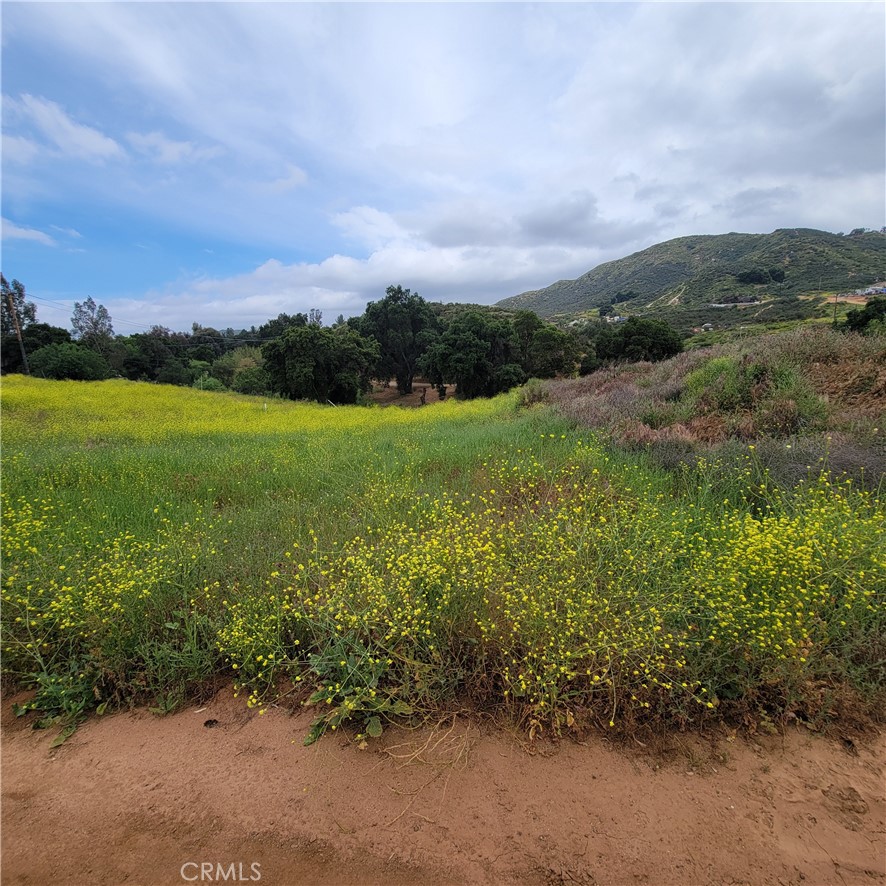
1, 2, 883, 332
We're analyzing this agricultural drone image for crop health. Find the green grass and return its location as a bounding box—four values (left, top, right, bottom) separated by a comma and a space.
2, 375, 883, 742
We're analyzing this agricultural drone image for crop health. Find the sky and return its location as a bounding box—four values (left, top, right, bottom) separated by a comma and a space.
2, 2, 884, 335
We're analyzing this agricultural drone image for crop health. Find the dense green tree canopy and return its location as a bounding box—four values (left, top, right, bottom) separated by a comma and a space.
512, 310, 545, 367
843, 296, 886, 333
263, 325, 379, 404
527, 325, 575, 378
598, 317, 683, 363
29, 343, 111, 380
188, 323, 226, 361
156, 359, 193, 386
2, 323, 70, 374
231, 365, 272, 395
210, 346, 264, 388
357, 285, 438, 394
420, 311, 525, 399
1, 275, 684, 401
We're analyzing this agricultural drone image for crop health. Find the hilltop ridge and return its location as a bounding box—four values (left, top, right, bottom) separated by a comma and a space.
496, 228, 886, 322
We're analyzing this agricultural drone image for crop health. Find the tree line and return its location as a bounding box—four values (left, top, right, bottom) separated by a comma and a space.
1, 276, 687, 403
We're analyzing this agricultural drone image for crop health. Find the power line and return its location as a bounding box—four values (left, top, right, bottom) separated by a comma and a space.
5, 285, 30, 374
28, 295, 157, 332
25, 294, 281, 342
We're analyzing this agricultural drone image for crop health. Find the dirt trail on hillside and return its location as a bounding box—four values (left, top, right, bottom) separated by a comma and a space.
2, 688, 884, 886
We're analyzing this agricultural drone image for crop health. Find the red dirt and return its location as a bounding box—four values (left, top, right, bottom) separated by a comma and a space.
369, 378, 446, 408
2, 688, 884, 886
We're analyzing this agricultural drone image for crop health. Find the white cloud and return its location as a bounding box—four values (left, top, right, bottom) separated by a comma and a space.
333, 206, 411, 251
126, 131, 221, 165
120, 233, 631, 332
261, 164, 308, 194
1, 133, 41, 165
11, 94, 123, 162
1, 217, 57, 247
1, 2, 883, 330
49, 225, 83, 239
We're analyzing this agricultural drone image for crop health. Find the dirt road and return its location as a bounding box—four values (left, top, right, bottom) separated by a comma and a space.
2, 688, 883, 885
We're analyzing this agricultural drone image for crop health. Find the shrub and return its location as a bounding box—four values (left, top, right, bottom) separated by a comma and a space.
232, 366, 272, 395
601, 317, 684, 363
684, 357, 750, 411
844, 297, 886, 333
192, 372, 227, 393
157, 360, 192, 386
29, 343, 110, 381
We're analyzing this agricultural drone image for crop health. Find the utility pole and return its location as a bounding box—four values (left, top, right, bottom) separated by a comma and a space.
4, 286, 30, 375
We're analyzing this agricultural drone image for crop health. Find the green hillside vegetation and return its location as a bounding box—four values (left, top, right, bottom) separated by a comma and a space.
533, 325, 885, 489
2, 339, 884, 745
1, 279, 574, 404
497, 229, 886, 328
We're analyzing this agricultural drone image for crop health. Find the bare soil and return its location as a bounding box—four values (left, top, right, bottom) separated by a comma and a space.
369, 378, 446, 408
2, 688, 884, 886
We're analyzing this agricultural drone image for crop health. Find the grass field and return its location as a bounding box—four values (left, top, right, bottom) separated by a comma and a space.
2, 375, 883, 743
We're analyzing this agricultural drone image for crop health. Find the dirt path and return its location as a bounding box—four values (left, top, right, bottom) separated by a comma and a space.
368, 378, 446, 408
2, 688, 884, 886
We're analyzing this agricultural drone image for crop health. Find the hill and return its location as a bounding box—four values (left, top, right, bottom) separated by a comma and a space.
496, 228, 886, 325
534, 325, 885, 488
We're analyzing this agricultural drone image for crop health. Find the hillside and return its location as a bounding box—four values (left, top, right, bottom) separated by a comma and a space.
535, 325, 885, 488
497, 228, 886, 322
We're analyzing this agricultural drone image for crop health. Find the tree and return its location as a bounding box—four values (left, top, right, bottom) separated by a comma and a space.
263, 325, 379, 404
527, 325, 575, 378
1, 275, 37, 337
2, 323, 71, 374
512, 310, 545, 367
120, 327, 179, 380
156, 359, 192, 386
231, 365, 271, 395
255, 312, 309, 341
29, 343, 110, 380
601, 317, 683, 363
210, 346, 264, 387
419, 311, 524, 399
579, 343, 600, 376
71, 297, 114, 355
511, 309, 576, 378
843, 296, 886, 333
119, 345, 155, 381
735, 269, 770, 285
735, 267, 786, 285
189, 323, 225, 361
571, 321, 615, 374
2, 275, 37, 373
358, 285, 438, 394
